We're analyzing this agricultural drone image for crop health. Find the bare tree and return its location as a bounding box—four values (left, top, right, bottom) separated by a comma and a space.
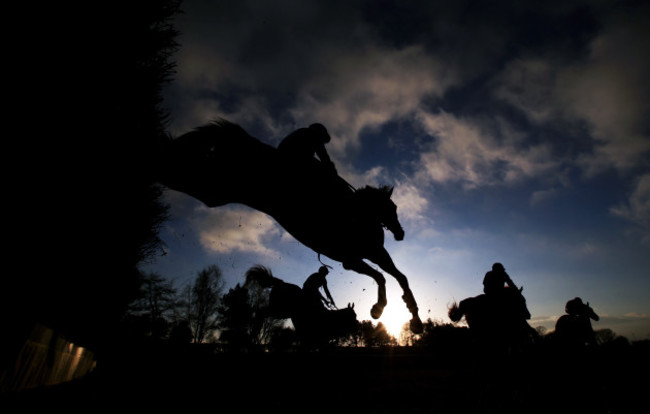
217, 284, 253, 349
354, 320, 397, 347
247, 282, 285, 346
126, 272, 177, 339
217, 281, 284, 350
181, 265, 225, 343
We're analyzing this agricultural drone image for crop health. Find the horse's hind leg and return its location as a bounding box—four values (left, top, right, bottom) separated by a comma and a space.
368, 248, 423, 333
343, 260, 386, 319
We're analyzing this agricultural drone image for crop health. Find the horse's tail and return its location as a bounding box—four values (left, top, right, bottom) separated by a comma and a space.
448, 301, 464, 323
244, 265, 282, 289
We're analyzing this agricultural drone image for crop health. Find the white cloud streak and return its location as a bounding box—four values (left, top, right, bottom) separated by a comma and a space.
492, 11, 650, 178
391, 180, 429, 223
610, 174, 650, 242
191, 206, 283, 257
414, 111, 559, 189
563, 17, 650, 176
289, 44, 456, 158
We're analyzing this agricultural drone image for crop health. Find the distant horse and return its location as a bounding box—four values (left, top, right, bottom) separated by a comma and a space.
244, 265, 358, 346
449, 287, 537, 352
157, 119, 422, 332
554, 297, 599, 348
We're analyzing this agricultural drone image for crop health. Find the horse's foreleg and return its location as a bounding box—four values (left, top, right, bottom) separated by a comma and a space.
368, 248, 423, 333
342, 260, 386, 319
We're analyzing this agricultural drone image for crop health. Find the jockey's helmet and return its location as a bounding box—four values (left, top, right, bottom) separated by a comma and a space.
492, 262, 505, 272
309, 123, 331, 143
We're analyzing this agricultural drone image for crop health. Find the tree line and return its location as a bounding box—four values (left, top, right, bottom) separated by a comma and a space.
124, 264, 413, 349
125, 264, 641, 353
124, 265, 629, 351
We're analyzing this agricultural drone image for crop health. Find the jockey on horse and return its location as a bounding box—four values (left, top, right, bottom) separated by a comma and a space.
468, 263, 532, 338
277, 123, 355, 199
483, 262, 518, 296
302, 265, 337, 313
482, 262, 524, 314
278, 123, 337, 175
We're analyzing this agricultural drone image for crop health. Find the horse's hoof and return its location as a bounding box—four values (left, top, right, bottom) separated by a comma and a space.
410, 317, 423, 334
370, 304, 384, 319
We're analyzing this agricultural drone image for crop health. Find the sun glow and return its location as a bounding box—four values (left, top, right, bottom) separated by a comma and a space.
379, 305, 412, 340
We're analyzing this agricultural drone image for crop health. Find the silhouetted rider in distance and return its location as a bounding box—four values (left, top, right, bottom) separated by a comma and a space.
278, 123, 337, 175
483, 262, 518, 296
555, 297, 600, 348
302, 265, 337, 314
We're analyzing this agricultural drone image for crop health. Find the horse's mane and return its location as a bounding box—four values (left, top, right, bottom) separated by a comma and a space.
192, 118, 250, 136
355, 185, 394, 198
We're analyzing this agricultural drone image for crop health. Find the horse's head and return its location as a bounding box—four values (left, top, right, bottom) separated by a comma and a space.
585, 302, 599, 321
356, 185, 405, 241
341, 303, 359, 330
516, 287, 531, 320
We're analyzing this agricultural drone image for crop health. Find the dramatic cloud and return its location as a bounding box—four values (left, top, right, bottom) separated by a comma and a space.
492, 8, 650, 178
565, 28, 650, 176
191, 206, 283, 256
164, 0, 650, 240
493, 58, 563, 126
167, 0, 649, 196
168, 2, 458, 156
391, 180, 429, 223
414, 111, 558, 189
611, 174, 650, 242
289, 44, 455, 157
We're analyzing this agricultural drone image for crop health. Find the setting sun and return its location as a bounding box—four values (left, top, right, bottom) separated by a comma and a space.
379, 305, 413, 340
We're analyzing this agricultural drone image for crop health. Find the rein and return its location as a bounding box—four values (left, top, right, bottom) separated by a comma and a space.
318, 253, 333, 269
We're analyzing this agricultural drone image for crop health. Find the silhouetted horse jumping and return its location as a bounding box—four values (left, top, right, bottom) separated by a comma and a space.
157, 119, 422, 332
449, 287, 537, 353
244, 265, 358, 346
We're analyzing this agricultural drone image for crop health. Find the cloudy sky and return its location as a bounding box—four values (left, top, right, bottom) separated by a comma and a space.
142, 0, 650, 339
